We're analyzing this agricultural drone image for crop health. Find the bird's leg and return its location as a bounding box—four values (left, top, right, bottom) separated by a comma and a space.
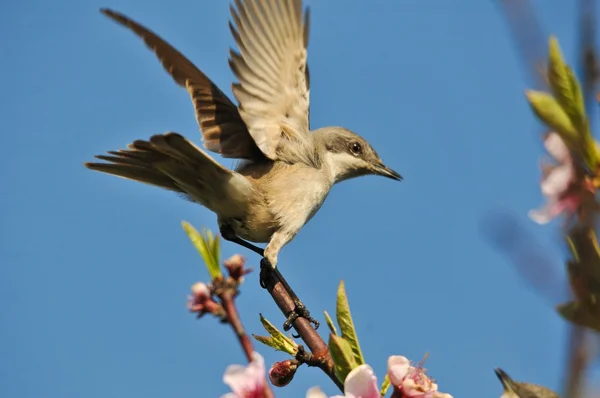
260, 258, 319, 333
219, 225, 271, 288
262, 232, 320, 333
220, 226, 319, 332
220, 225, 265, 256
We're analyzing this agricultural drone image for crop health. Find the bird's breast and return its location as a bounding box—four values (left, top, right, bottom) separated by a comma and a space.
264, 165, 333, 233
225, 161, 333, 241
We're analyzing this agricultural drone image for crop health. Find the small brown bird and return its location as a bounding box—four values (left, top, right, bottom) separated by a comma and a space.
495, 368, 561, 398
85, 0, 401, 329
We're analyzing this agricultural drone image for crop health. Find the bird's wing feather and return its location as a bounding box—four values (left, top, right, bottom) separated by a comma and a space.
228, 0, 312, 161
100, 9, 264, 161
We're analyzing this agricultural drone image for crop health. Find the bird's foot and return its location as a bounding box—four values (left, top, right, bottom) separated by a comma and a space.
283, 298, 320, 334
258, 257, 319, 333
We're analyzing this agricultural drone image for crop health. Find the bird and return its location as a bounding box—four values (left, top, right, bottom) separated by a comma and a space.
495, 368, 560, 398
85, 0, 402, 330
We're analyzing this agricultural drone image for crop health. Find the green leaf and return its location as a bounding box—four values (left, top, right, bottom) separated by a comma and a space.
210, 233, 221, 271
564, 66, 586, 130
336, 280, 365, 365
526, 90, 578, 145
255, 314, 298, 355
328, 334, 357, 383
380, 374, 391, 397
565, 68, 598, 169
181, 222, 222, 280
580, 120, 599, 170
548, 37, 578, 118
556, 300, 600, 332
252, 335, 281, 351
323, 310, 338, 336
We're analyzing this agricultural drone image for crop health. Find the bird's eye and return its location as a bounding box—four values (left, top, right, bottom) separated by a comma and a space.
350, 142, 362, 156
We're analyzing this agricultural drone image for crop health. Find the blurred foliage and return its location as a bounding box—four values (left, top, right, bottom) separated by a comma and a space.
379, 374, 391, 397
558, 228, 600, 332
181, 222, 223, 280
526, 37, 598, 171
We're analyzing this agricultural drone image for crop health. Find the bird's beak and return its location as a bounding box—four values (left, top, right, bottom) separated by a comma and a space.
372, 162, 403, 181
494, 368, 516, 393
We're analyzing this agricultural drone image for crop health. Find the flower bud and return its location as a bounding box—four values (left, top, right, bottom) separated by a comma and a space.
187, 282, 222, 317
268, 359, 298, 387
191, 282, 210, 298
224, 254, 251, 282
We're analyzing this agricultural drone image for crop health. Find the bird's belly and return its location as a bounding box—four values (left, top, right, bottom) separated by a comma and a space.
220, 212, 277, 244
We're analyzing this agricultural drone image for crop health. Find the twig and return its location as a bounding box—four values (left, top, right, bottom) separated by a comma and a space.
498, 0, 549, 91
262, 270, 344, 391
497, 2, 599, 398
563, 326, 589, 398
214, 276, 275, 398
219, 287, 255, 362
564, 3, 598, 398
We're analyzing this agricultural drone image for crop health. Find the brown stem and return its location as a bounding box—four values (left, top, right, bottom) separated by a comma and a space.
217, 282, 275, 398
221, 291, 256, 362
262, 271, 344, 391
563, 326, 589, 398
564, 3, 597, 397
498, 0, 549, 91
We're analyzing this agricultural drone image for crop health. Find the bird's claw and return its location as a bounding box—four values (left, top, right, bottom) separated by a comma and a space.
283, 298, 320, 335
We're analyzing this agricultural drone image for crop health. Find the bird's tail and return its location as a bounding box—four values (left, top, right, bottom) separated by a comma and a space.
85, 132, 239, 212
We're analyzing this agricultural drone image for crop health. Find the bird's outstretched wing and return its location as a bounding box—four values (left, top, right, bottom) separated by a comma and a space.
228, 0, 312, 162
100, 9, 264, 161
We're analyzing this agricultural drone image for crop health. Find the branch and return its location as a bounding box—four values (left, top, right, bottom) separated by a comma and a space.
564, 3, 598, 397
214, 260, 275, 398
563, 326, 590, 398
262, 270, 344, 391
498, 0, 549, 90
216, 283, 257, 363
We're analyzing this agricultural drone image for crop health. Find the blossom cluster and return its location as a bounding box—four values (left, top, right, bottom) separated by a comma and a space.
221, 352, 452, 398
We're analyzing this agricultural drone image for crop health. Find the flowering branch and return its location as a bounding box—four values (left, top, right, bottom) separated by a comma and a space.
260, 269, 344, 391
495, 4, 600, 396
214, 255, 256, 363
182, 223, 274, 398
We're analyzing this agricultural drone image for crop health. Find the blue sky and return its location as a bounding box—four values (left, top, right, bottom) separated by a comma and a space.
1, 0, 594, 397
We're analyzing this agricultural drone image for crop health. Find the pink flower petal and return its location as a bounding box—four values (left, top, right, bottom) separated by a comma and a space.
222, 352, 265, 397
541, 164, 574, 197
528, 203, 558, 224
306, 386, 329, 398
544, 132, 571, 163
343, 365, 380, 398
387, 356, 410, 386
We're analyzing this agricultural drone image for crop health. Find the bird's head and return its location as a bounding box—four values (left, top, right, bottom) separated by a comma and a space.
495, 368, 522, 398
315, 127, 402, 183
494, 368, 559, 398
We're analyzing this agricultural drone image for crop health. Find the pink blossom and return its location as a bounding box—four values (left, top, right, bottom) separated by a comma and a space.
387, 356, 452, 398
221, 352, 266, 398
187, 282, 221, 318
224, 254, 253, 282
529, 132, 583, 224
306, 364, 380, 398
